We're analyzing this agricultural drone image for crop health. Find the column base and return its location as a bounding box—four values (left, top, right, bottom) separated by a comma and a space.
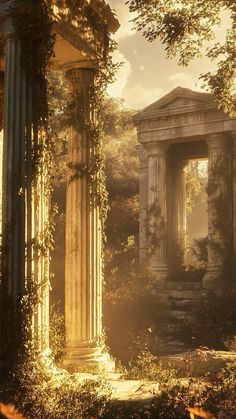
154, 266, 169, 289
202, 266, 222, 289
61, 341, 115, 373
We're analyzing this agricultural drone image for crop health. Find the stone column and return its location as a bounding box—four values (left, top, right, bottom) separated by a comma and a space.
145, 141, 169, 287
170, 159, 187, 270
138, 144, 148, 264
0, 16, 50, 362
203, 133, 232, 288
232, 131, 236, 254
64, 67, 112, 370
0, 70, 3, 235
1, 19, 32, 361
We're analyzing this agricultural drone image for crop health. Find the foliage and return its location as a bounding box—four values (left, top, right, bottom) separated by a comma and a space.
0, 403, 26, 419
49, 304, 66, 361
191, 237, 208, 270
0, 0, 119, 365
206, 155, 232, 261
186, 260, 236, 350
0, 359, 110, 419
104, 97, 139, 248
128, 0, 236, 115
103, 361, 236, 418
47, 71, 71, 186
185, 160, 207, 215
0, 353, 236, 418
104, 242, 169, 364
125, 347, 177, 385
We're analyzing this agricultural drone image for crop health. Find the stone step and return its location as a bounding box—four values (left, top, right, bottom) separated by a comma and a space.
169, 299, 192, 310
165, 281, 202, 290
157, 289, 203, 299
166, 309, 189, 320
156, 338, 187, 356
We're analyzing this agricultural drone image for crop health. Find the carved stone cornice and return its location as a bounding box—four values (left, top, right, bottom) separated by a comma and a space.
136, 109, 230, 133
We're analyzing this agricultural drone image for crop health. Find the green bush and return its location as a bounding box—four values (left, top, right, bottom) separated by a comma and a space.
49, 303, 66, 361
104, 240, 169, 365
185, 260, 236, 350
0, 358, 110, 419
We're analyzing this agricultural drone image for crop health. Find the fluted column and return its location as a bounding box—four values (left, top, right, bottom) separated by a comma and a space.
169, 159, 187, 270
145, 141, 169, 287
64, 68, 112, 370
203, 133, 232, 288
138, 144, 148, 264
1, 20, 32, 361
0, 71, 3, 236
0, 16, 50, 363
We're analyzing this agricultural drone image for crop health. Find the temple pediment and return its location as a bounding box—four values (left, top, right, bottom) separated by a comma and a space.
159, 96, 208, 110
134, 87, 215, 121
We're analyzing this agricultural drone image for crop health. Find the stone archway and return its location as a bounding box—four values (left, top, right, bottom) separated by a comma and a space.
134, 87, 236, 290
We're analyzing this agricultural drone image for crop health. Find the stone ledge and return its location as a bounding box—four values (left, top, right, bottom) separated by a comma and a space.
165, 281, 202, 290
160, 350, 236, 377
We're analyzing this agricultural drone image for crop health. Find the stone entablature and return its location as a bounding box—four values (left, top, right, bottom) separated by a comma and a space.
0, 0, 118, 371
134, 88, 236, 143
134, 87, 236, 290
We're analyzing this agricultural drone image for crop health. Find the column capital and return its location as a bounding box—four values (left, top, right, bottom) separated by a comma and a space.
66, 67, 95, 89
230, 130, 236, 143
144, 141, 169, 157
137, 144, 148, 165
206, 132, 227, 150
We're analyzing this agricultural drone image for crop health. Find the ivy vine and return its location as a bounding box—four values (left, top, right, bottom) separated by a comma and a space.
0, 0, 119, 361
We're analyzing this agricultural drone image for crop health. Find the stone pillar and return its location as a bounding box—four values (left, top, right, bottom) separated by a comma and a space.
232, 131, 236, 254
64, 67, 112, 370
1, 20, 31, 361
145, 141, 169, 287
0, 16, 50, 362
0, 70, 3, 234
0, 70, 3, 131
170, 159, 187, 270
203, 133, 232, 288
138, 144, 148, 264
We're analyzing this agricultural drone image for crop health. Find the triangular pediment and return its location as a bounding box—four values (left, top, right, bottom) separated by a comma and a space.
134, 87, 215, 121
159, 96, 206, 109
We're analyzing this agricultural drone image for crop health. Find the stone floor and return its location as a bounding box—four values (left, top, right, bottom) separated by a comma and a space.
160, 350, 236, 377
68, 350, 236, 401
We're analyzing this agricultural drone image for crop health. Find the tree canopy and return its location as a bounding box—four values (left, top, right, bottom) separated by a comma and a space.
128, 0, 236, 115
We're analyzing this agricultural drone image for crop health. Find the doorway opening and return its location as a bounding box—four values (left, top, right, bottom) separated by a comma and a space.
185, 158, 208, 269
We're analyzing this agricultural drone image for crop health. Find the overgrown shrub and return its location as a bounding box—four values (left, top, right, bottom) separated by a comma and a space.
104, 239, 169, 364
103, 361, 236, 419
125, 347, 177, 386
49, 303, 66, 361
191, 237, 208, 270
1, 356, 236, 418
0, 358, 110, 419
186, 259, 236, 350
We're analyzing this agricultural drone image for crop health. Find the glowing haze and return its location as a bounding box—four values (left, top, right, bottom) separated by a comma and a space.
107, 0, 230, 110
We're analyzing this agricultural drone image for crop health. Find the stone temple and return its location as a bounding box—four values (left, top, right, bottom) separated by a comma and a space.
0, 0, 119, 370
134, 87, 236, 290
0, 0, 236, 373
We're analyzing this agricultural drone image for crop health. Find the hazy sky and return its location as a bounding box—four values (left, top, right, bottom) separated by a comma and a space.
107, 0, 229, 110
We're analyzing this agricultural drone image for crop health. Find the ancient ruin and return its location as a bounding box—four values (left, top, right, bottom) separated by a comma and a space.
0, 0, 119, 370
134, 87, 236, 289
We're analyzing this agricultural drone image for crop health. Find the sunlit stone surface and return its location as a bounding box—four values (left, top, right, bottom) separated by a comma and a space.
0, 0, 118, 369
134, 87, 236, 289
